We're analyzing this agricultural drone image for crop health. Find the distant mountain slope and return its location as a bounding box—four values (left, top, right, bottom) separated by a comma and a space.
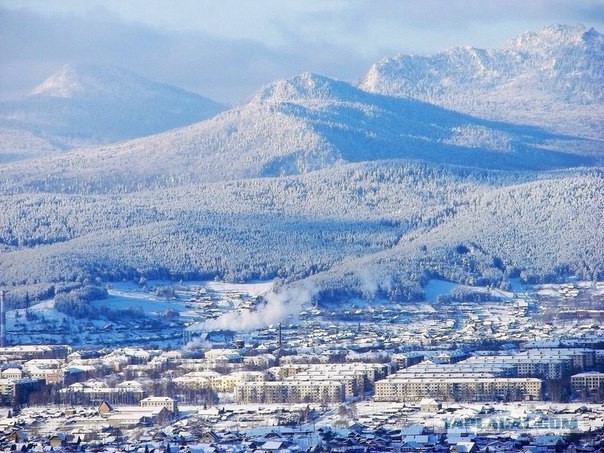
0, 72, 597, 192
360, 24, 604, 140
0, 64, 225, 160
0, 161, 477, 285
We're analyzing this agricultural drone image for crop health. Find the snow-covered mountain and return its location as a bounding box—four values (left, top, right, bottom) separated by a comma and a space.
1, 25, 603, 303
0, 72, 597, 193
360, 24, 604, 140
0, 64, 225, 161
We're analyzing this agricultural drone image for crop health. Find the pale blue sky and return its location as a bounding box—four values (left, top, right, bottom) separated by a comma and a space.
1, 0, 603, 103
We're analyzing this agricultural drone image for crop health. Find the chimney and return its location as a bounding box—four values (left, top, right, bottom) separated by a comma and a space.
0, 290, 6, 348
278, 323, 283, 348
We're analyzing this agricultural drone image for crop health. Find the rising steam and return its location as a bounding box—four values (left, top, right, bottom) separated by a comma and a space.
199, 282, 317, 332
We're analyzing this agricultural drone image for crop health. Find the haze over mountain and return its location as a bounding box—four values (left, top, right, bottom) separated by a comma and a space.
360, 24, 604, 141
0, 64, 225, 162
0, 24, 602, 305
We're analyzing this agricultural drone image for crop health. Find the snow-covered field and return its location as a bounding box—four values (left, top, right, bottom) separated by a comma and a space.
5, 279, 276, 346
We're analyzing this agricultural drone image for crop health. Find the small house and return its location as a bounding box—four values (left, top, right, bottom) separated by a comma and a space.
420, 397, 442, 413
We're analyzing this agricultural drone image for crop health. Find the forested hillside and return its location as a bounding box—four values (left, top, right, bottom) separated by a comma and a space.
1, 162, 601, 302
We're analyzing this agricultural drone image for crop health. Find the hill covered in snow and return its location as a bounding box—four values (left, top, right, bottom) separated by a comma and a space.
1, 161, 602, 302
0, 64, 225, 161
360, 24, 604, 141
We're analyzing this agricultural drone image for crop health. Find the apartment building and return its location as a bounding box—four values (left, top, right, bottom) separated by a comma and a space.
139, 396, 178, 414
212, 371, 265, 393
571, 372, 604, 395
375, 377, 542, 402
235, 380, 345, 404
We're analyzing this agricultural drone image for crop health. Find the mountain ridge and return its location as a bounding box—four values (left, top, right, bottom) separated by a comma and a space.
359, 24, 604, 140
1, 70, 598, 193
1, 162, 601, 297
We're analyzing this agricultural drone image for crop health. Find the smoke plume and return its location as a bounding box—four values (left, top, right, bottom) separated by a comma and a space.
200, 281, 317, 332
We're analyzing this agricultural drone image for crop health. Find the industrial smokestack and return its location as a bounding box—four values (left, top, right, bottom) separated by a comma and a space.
278, 323, 282, 348
0, 290, 6, 348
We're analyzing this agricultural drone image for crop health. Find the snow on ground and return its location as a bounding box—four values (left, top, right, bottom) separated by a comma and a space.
423, 279, 460, 303
536, 285, 563, 297
92, 293, 186, 315
423, 279, 516, 303
508, 278, 525, 293
4, 279, 275, 346
347, 400, 604, 435
109, 279, 273, 298
20, 299, 82, 323
201, 280, 274, 297
533, 280, 598, 298
95, 279, 275, 315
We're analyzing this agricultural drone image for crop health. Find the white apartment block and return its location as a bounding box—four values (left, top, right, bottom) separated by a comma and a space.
268, 362, 388, 390
235, 380, 345, 404
211, 371, 265, 393
462, 348, 597, 379
285, 372, 360, 399
203, 349, 242, 368
519, 348, 595, 370
571, 372, 604, 395
139, 396, 178, 413
375, 377, 542, 402
463, 355, 570, 379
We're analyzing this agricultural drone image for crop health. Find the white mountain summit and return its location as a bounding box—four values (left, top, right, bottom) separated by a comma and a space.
0, 64, 225, 161
360, 24, 604, 140
0, 25, 602, 299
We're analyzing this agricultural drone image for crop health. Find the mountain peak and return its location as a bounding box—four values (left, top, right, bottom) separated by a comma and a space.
503, 23, 601, 52
29, 63, 217, 104
252, 72, 358, 104
359, 23, 604, 139
2, 64, 225, 153
30, 64, 144, 99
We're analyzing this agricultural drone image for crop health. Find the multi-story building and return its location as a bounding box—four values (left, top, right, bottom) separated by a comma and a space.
519, 348, 595, 371
462, 348, 597, 380
463, 355, 571, 380
235, 381, 345, 404
391, 352, 424, 369
571, 372, 604, 397
211, 371, 265, 393
0, 377, 45, 405
139, 396, 178, 414
242, 354, 276, 369
203, 349, 242, 368
1, 368, 23, 379
285, 372, 359, 399
173, 370, 218, 389
375, 377, 542, 402
0, 345, 70, 360
268, 362, 389, 393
